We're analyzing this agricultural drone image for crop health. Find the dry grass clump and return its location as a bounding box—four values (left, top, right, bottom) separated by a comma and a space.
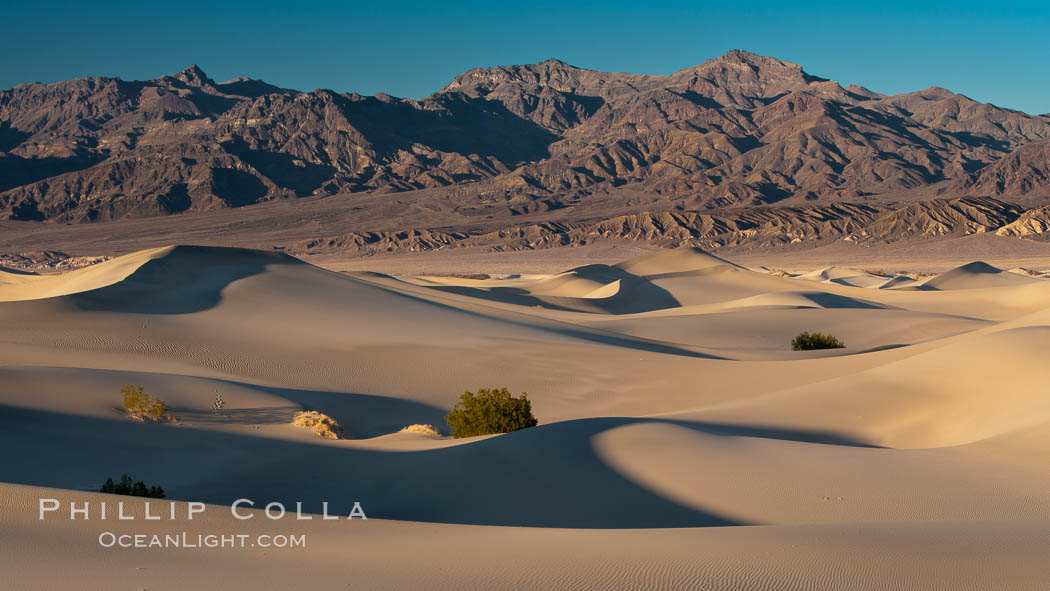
862, 268, 891, 277
399, 423, 441, 436
1020, 268, 1044, 277
292, 411, 347, 439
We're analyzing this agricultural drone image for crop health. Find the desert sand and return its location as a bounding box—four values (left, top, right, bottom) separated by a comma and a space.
1, 245, 1049, 589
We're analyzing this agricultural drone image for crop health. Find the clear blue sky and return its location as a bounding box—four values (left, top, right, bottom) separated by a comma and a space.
3, 1, 1047, 114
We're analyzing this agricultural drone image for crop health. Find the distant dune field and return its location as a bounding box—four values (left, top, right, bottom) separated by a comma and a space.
1, 245, 1048, 589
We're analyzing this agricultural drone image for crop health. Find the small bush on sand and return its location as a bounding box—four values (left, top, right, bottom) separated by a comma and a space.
399, 424, 441, 436
121, 384, 171, 422
791, 331, 846, 351
445, 387, 538, 438
292, 411, 347, 439
100, 474, 165, 498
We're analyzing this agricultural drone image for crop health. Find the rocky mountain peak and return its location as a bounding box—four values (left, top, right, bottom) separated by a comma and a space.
717, 49, 791, 66
913, 86, 957, 100
681, 49, 807, 76
170, 64, 214, 87
440, 57, 587, 94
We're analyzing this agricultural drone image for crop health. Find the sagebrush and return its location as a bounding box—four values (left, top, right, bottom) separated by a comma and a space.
100, 474, 165, 498
791, 331, 846, 351
121, 384, 171, 422
445, 387, 538, 438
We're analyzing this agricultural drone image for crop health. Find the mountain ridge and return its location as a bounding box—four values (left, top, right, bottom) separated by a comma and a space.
2, 51, 1050, 253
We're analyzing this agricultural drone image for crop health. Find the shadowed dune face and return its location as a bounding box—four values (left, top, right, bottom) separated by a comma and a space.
0, 405, 751, 528
0, 265, 38, 278
1, 244, 1050, 587
68, 245, 300, 314
0, 244, 297, 305
420, 263, 684, 314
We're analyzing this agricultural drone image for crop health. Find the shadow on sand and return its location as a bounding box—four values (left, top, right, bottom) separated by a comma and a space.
0, 405, 878, 528
420, 263, 682, 315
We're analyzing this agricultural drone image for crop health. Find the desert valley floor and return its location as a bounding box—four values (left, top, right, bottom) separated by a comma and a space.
1, 245, 1049, 589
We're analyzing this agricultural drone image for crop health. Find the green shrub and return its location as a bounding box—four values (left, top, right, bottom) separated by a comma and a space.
100, 474, 165, 498
791, 331, 846, 351
121, 384, 171, 422
445, 387, 538, 438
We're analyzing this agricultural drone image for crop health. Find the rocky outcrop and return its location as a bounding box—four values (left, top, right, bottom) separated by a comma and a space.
996, 205, 1050, 240
293, 197, 1045, 256
955, 142, 1050, 200
847, 197, 1024, 242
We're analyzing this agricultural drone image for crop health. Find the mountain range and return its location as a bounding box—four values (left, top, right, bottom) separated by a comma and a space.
2, 50, 1050, 253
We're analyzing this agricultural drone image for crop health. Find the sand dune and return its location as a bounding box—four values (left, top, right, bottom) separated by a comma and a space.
878, 274, 922, 289
614, 246, 743, 275
0, 246, 181, 301
2, 245, 1048, 589
922, 260, 1041, 290
685, 325, 1050, 448
796, 266, 891, 288
0, 265, 40, 286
